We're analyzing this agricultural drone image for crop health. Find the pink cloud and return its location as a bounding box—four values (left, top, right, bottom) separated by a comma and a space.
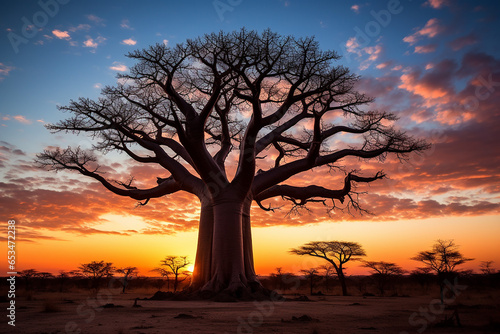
52, 29, 70, 40
414, 44, 437, 54
403, 18, 444, 45
86, 14, 104, 25
424, 0, 450, 9
399, 59, 457, 103
449, 34, 478, 51
13, 115, 32, 124
121, 38, 137, 46
351, 4, 360, 13
83, 38, 97, 48
120, 19, 133, 30
83, 36, 106, 50
69, 24, 91, 32
0, 63, 14, 80
109, 62, 128, 72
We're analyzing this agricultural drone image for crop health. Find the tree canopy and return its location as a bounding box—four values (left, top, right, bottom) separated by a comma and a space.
37, 29, 428, 295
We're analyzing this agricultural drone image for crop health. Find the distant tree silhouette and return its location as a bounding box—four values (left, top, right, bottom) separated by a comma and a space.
410, 268, 433, 293
151, 267, 172, 291
57, 271, 69, 292
270, 267, 297, 293
79, 261, 115, 293
19, 269, 39, 291
290, 241, 366, 295
158, 256, 191, 292
362, 261, 405, 296
116, 266, 138, 293
37, 272, 54, 290
37, 29, 428, 297
318, 264, 336, 293
411, 239, 473, 303
300, 268, 320, 295
480, 261, 496, 275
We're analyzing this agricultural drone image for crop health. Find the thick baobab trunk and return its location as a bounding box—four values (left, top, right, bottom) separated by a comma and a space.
203, 196, 248, 293
242, 196, 259, 288
191, 199, 214, 290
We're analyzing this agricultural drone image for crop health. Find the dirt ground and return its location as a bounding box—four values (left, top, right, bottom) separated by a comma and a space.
2, 289, 499, 334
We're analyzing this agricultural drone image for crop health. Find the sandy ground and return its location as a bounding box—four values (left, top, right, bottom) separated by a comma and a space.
2, 289, 499, 334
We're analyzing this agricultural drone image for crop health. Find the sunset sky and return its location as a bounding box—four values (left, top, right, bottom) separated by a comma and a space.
1, 0, 500, 277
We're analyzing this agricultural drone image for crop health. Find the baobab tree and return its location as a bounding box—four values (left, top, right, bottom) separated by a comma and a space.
37, 29, 427, 297
290, 241, 366, 295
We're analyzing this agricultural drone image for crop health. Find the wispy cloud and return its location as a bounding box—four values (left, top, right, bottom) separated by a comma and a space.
414, 44, 437, 54
121, 38, 137, 46
69, 24, 91, 32
0, 63, 14, 81
83, 36, 106, 52
109, 62, 127, 72
86, 14, 105, 25
351, 4, 360, 13
120, 19, 133, 30
403, 18, 444, 45
449, 33, 478, 51
13, 115, 32, 124
424, 0, 450, 9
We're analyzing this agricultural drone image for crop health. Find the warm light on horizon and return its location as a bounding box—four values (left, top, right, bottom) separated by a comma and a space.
4, 214, 499, 278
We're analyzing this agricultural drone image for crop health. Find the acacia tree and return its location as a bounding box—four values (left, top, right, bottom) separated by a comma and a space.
411, 239, 473, 303
116, 266, 138, 293
290, 241, 366, 296
300, 268, 320, 295
362, 261, 405, 295
159, 256, 191, 292
79, 261, 115, 293
37, 29, 427, 296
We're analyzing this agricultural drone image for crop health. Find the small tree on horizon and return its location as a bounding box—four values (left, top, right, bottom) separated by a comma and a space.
411, 239, 473, 303
18, 269, 40, 291
318, 264, 336, 293
158, 256, 191, 292
300, 268, 321, 295
290, 241, 366, 296
79, 261, 115, 293
480, 261, 496, 275
362, 261, 405, 296
116, 266, 139, 293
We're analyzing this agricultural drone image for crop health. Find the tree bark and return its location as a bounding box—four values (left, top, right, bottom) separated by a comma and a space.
242, 196, 260, 289
203, 195, 248, 294
191, 199, 214, 290
338, 269, 348, 296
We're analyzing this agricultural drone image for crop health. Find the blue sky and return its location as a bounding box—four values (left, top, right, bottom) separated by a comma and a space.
1, 0, 500, 274
1, 0, 499, 145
